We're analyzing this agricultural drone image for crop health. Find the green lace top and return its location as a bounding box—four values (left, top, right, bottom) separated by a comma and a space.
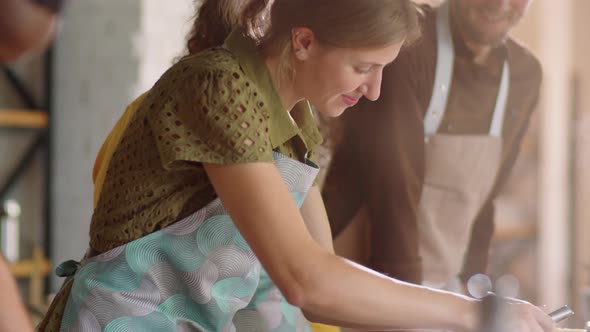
89, 30, 323, 253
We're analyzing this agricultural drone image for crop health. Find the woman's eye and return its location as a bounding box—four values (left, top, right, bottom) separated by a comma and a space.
355, 67, 372, 74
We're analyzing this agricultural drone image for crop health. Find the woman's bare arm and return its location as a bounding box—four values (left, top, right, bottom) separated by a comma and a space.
204, 161, 478, 330
203, 161, 553, 331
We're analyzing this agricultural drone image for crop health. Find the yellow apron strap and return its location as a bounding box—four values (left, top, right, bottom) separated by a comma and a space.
92, 92, 149, 207
310, 323, 341, 332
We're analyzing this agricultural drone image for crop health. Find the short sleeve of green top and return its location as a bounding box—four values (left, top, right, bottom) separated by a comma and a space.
89, 30, 323, 253
147, 50, 273, 167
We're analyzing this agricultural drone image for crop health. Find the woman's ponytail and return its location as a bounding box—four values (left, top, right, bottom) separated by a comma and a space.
186, 0, 271, 55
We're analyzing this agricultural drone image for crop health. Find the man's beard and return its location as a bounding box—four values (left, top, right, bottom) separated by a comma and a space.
463, 26, 508, 48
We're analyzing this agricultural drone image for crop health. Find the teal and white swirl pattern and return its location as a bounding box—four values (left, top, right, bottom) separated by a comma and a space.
61, 152, 317, 331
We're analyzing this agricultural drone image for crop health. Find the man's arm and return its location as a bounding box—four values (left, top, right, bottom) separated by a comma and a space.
460, 201, 495, 283
364, 57, 427, 284
300, 186, 335, 253
0, 0, 58, 61
321, 111, 368, 239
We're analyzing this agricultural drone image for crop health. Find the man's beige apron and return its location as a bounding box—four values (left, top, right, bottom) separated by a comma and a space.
419, 0, 510, 292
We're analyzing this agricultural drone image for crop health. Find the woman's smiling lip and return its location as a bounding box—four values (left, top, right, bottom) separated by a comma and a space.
342, 95, 360, 107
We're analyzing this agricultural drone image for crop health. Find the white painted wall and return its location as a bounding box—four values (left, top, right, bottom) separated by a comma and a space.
51, 0, 194, 290
134, 0, 195, 96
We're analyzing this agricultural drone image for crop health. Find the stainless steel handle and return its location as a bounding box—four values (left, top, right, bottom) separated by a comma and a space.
549, 305, 575, 323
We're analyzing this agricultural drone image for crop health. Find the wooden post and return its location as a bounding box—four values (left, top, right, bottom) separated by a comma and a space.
537, 0, 574, 309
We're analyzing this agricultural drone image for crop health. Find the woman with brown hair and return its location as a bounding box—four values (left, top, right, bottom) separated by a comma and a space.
39, 0, 553, 331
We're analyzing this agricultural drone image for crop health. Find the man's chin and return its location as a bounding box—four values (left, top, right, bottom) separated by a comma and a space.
470, 30, 509, 48
482, 35, 508, 48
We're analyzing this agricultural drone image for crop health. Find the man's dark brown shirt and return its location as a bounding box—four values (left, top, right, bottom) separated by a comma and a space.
322, 5, 542, 284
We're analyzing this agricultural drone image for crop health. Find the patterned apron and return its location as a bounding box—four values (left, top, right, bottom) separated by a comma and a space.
57, 151, 318, 332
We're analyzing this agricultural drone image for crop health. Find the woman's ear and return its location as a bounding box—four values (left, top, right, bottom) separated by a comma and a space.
291, 27, 315, 61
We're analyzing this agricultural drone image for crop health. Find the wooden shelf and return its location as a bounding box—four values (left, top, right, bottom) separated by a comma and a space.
10, 258, 51, 278
0, 110, 48, 128
9, 247, 52, 308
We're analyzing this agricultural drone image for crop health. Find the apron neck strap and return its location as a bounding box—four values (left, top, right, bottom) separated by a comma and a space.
424, 1, 510, 138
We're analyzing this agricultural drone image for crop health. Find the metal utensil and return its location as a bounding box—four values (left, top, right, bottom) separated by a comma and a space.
549, 305, 575, 323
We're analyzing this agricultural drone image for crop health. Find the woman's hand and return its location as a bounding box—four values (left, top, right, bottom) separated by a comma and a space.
505, 300, 554, 332
476, 295, 555, 332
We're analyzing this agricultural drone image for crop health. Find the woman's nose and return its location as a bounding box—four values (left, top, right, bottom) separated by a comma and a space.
363, 75, 382, 101
357, 84, 369, 96
365, 86, 380, 101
